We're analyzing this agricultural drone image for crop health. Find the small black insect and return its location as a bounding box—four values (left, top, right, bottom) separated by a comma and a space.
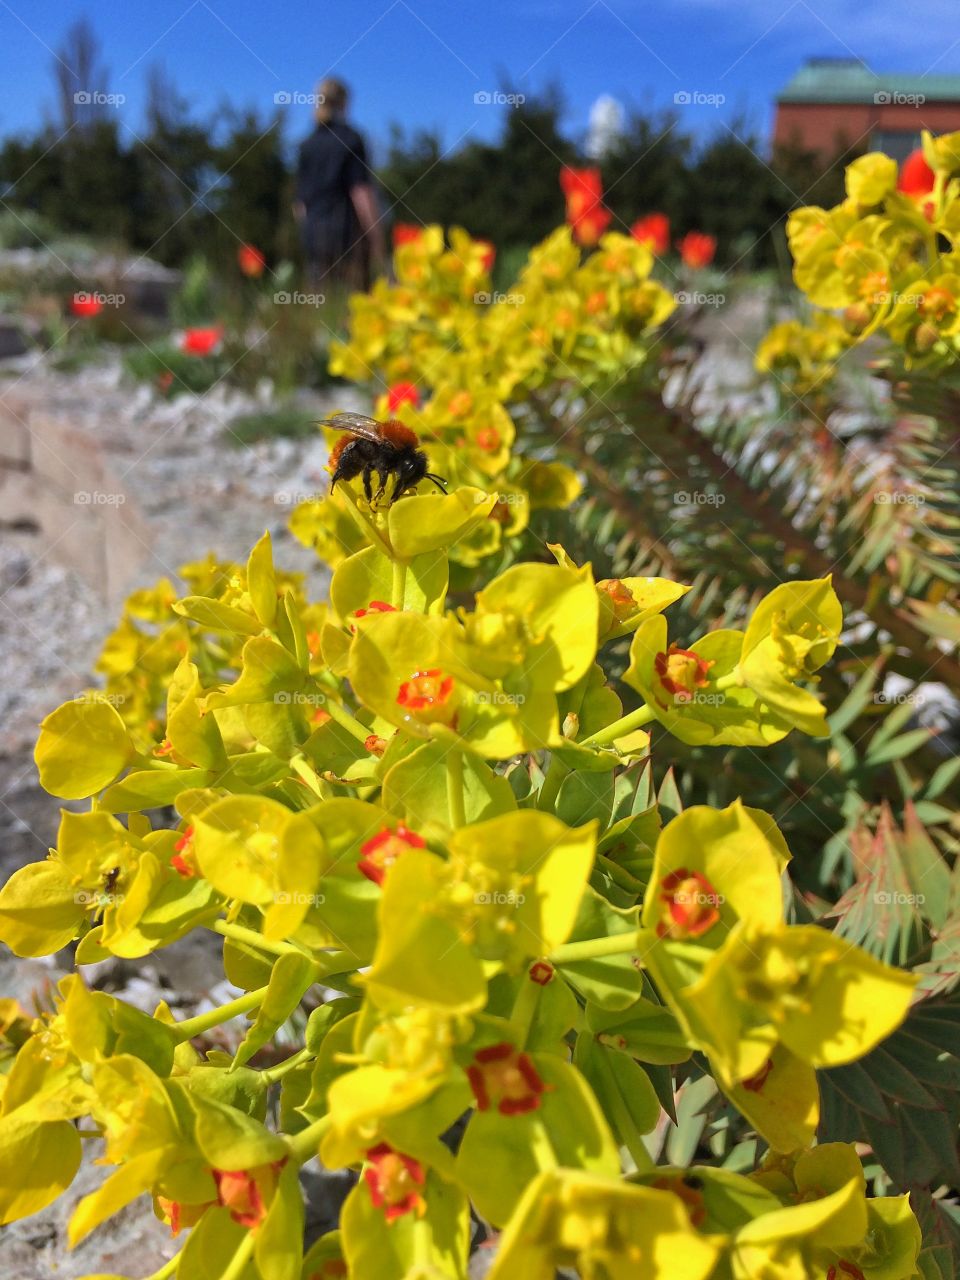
326, 411, 448, 505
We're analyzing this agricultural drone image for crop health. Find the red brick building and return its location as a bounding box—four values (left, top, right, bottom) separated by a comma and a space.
774, 58, 960, 159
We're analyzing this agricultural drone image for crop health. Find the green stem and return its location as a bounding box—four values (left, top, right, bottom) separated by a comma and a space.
289, 1113, 333, 1163
173, 984, 268, 1042
550, 929, 655, 965
413, 1215, 433, 1265
510, 970, 543, 1048
536, 753, 569, 812
144, 1254, 182, 1280
220, 1228, 255, 1280
322, 696, 373, 744
290, 752, 326, 798
212, 919, 307, 959
261, 1048, 311, 1084
530, 1116, 560, 1170
446, 750, 466, 828
580, 704, 656, 748
391, 557, 408, 610
338, 482, 393, 556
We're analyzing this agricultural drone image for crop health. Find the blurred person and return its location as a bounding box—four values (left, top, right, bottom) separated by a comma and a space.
294, 77, 385, 290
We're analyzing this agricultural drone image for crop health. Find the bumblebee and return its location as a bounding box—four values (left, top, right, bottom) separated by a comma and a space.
326, 412, 448, 505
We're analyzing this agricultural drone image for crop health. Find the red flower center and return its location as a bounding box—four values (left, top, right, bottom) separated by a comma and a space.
364, 1143, 426, 1221
740, 1058, 774, 1093
656, 868, 722, 940
171, 826, 198, 879
354, 600, 396, 621
466, 1042, 550, 1115
654, 644, 714, 706
529, 961, 555, 986
358, 825, 425, 886
396, 668, 456, 723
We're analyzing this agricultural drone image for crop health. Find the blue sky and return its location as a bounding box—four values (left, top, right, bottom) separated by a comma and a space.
1, 0, 958, 162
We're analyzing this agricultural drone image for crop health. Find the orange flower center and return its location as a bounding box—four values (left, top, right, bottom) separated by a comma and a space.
656, 868, 722, 939
858, 270, 889, 304
599, 578, 636, 618
475, 426, 501, 452
448, 391, 474, 418
918, 285, 956, 321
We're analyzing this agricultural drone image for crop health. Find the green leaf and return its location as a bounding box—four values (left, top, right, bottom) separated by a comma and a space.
233, 952, 318, 1068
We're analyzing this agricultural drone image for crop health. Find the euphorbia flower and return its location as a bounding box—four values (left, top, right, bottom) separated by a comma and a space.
466, 1042, 550, 1115
358, 824, 425, 886
71, 293, 103, 317
598, 577, 636, 618
156, 1194, 214, 1236
654, 644, 713, 705
631, 212, 670, 255
212, 1160, 285, 1228
475, 425, 501, 452
649, 1174, 706, 1227
171, 826, 198, 879
387, 382, 420, 413
396, 667, 457, 725
364, 733, 388, 757
393, 223, 423, 248
827, 1264, 866, 1280
678, 231, 716, 268
529, 960, 555, 985
560, 167, 612, 246
656, 868, 722, 939
363, 1143, 426, 1221
237, 243, 266, 277
181, 325, 224, 357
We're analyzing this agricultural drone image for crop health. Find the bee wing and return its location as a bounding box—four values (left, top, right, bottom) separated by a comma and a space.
322, 412, 383, 443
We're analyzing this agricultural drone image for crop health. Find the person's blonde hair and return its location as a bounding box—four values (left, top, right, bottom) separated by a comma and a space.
316, 77, 349, 124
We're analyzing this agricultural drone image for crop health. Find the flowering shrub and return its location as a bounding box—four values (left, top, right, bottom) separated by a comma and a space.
757, 132, 960, 392
296, 222, 676, 577
0, 444, 926, 1277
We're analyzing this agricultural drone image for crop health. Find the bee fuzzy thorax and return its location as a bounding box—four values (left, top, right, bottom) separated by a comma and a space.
378, 419, 421, 449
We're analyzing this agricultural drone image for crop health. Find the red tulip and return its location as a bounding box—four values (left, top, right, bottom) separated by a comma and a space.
476, 239, 496, 272
393, 223, 423, 248
237, 243, 266, 277
560, 167, 612, 246
898, 149, 937, 220
181, 325, 224, 357
677, 231, 716, 269
70, 292, 103, 318
630, 213, 670, 255
387, 382, 420, 413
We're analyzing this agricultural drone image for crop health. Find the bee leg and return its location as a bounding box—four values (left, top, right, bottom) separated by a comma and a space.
362, 466, 374, 504
392, 471, 406, 503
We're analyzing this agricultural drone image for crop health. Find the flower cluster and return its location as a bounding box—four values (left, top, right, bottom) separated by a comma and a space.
300, 219, 676, 571
0, 478, 924, 1278
757, 132, 960, 390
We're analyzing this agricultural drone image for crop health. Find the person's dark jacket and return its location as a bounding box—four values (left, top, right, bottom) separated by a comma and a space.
296, 120, 370, 264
